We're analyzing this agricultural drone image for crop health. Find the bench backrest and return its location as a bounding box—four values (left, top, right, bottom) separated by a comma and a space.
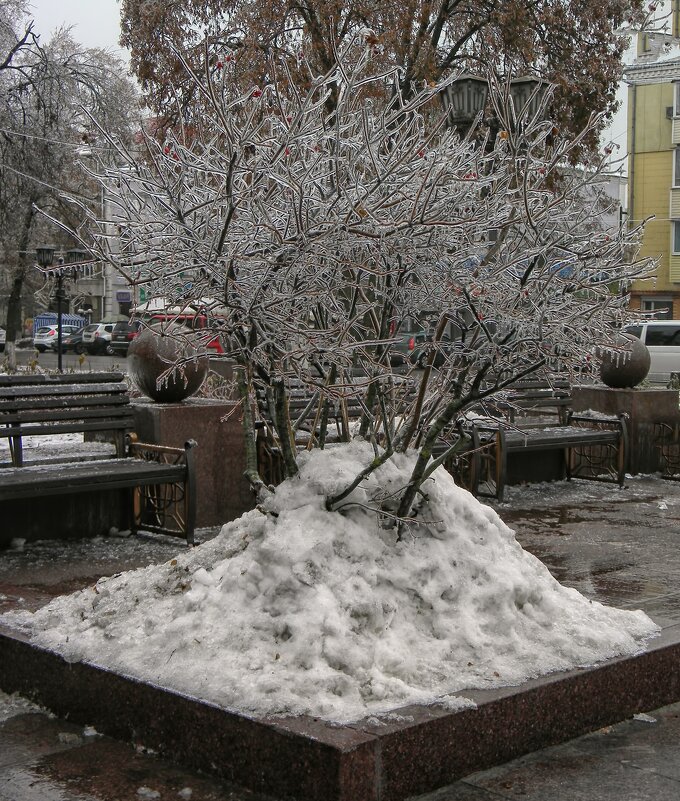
255, 381, 364, 433
0, 372, 134, 462
491, 379, 572, 423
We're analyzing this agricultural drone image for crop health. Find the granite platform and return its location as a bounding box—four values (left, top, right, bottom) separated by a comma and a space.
0, 622, 679, 801
2, 474, 680, 801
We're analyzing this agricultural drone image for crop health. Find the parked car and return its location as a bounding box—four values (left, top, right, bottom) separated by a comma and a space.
389, 328, 428, 367
110, 320, 142, 356
33, 324, 82, 352
140, 313, 229, 354
0, 326, 5, 352
410, 320, 498, 368
81, 322, 116, 355
411, 336, 457, 368
623, 320, 680, 383
54, 328, 86, 354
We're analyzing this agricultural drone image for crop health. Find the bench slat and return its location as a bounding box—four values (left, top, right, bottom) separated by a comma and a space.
1, 419, 134, 438
0, 382, 128, 399
0, 372, 125, 386
1, 407, 135, 427
0, 394, 130, 412
0, 458, 187, 501
503, 427, 620, 452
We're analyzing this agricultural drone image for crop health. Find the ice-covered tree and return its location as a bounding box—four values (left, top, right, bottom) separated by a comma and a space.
74, 39, 652, 529
3, 39, 661, 727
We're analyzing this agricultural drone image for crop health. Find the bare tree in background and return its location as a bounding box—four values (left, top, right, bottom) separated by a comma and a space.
120, 0, 656, 156
74, 39, 653, 530
0, 0, 138, 368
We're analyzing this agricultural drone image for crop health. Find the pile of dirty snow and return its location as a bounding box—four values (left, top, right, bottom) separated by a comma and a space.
1, 441, 659, 723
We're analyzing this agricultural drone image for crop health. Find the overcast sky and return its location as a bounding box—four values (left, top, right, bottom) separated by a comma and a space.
28, 0, 127, 56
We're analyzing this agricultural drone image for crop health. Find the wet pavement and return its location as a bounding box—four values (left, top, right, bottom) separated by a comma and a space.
2, 474, 680, 800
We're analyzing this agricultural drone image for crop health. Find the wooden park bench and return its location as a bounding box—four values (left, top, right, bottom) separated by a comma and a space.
0, 372, 197, 544
453, 381, 628, 501
252, 375, 626, 505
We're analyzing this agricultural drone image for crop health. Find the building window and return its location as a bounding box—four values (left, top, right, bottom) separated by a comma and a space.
642, 298, 674, 318
675, 82, 680, 116
674, 149, 680, 187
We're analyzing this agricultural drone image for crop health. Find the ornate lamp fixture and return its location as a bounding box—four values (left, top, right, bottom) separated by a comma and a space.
442, 73, 549, 132
440, 74, 489, 128
35, 245, 56, 268
508, 75, 549, 122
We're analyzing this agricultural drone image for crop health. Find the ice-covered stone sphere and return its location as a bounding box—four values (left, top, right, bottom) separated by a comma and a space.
599, 333, 650, 388
128, 323, 209, 402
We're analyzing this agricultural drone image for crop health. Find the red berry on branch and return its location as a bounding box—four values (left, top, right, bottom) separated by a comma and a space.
251, 89, 262, 98
216, 61, 223, 70
163, 146, 170, 154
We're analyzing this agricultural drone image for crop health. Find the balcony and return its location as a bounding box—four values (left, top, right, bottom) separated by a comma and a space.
670, 187, 680, 218
672, 116, 680, 145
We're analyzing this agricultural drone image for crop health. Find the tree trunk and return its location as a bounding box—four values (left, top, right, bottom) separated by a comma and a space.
236, 367, 271, 504
4, 203, 37, 371
4, 263, 29, 372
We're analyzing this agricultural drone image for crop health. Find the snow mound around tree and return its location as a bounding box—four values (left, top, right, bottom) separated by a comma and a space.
1, 440, 659, 723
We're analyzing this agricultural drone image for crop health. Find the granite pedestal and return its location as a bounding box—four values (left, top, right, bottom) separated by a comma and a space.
132, 398, 254, 529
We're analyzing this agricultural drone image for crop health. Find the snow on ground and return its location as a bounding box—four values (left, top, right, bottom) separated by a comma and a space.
0, 439, 659, 724
0, 689, 49, 723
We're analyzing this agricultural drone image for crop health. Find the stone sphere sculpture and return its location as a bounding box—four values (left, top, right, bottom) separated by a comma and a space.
599, 333, 650, 389
127, 323, 209, 402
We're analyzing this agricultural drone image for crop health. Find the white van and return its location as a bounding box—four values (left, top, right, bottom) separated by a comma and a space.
623, 320, 680, 383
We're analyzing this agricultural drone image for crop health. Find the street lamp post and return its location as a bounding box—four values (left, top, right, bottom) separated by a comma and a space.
35, 246, 69, 372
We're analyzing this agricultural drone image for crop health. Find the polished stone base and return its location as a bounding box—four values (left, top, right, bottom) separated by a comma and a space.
132, 398, 254, 528
2, 623, 679, 801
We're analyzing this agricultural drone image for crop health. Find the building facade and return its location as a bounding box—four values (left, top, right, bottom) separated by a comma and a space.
626, 13, 680, 318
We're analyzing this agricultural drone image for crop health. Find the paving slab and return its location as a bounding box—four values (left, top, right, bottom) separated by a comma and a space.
0, 709, 275, 801
422, 702, 680, 800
